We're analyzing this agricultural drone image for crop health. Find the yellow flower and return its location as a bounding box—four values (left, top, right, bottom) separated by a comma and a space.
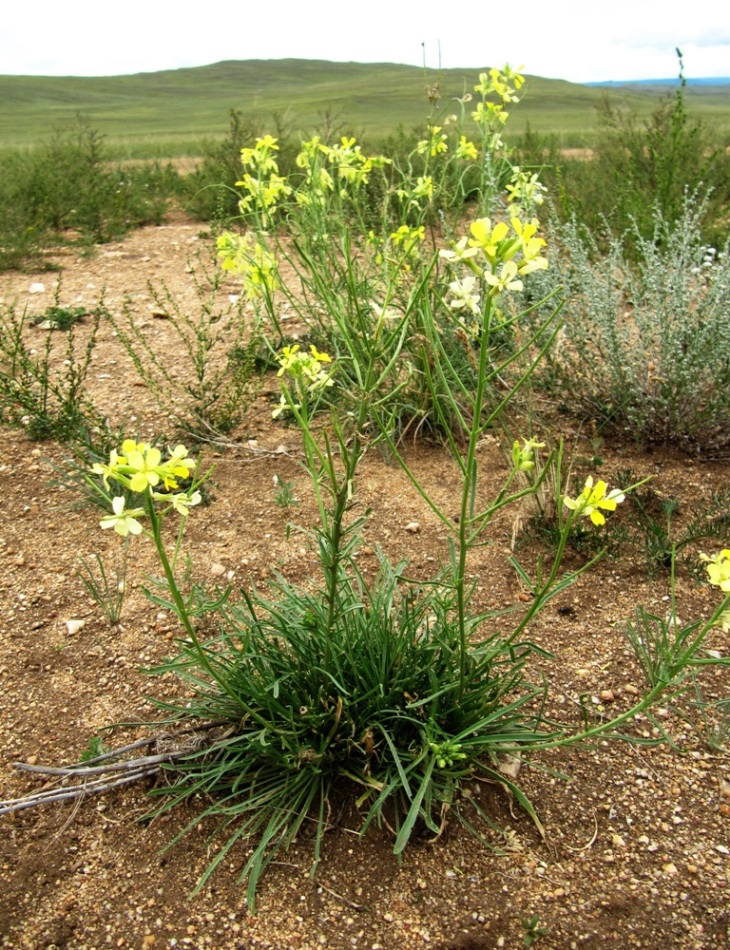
217, 233, 278, 299
276, 344, 334, 392
471, 101, 509, 129
272, 394, 293, 419
390, 225, 425, 253
309, 345, 332, 365
507, 169, 547, 212
456, 136, 478, 161
121, 444, 162, 492
439, 236, 479, 265
512, 438, 545, 472
412, 176, 434, 201
100, 496, 145, 537
240, 135, 280, 174
169, 490, 202, 517
448, 276, 481, 316
427, 126, 448, 156
93, 441, 197, 497
416, 126, 448, 157
276, 344, 301, 377
484, 261, 524, 294
161, 444, 196, 490
237, 173, 292, 213
92, 447, 124, 490
469, 218, 510, 259
700, 550, 730, 592
474, 66, 524, 104
296, 136, 330, 169
563, 477, 626, 526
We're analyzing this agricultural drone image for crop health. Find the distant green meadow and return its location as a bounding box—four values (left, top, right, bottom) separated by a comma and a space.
2, 59, 729, 158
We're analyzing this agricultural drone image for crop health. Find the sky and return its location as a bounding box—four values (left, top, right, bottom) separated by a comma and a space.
2, 0, 728, 83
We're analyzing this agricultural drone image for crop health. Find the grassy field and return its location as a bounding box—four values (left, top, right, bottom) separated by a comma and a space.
2, 59, 729, 157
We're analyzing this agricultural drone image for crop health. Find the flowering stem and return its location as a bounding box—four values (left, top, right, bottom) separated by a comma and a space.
144, 495, 230, 698
518, 591, 730, 754
324, 430, 362, 638
455, 298, 497, 696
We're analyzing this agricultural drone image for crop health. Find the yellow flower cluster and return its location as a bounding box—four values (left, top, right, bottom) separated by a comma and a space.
440, 215, 548, 320
416, 125, 449, 158
390, 224, 425, 249
216, 232, 278, 300
506, 167, 548, 216
272, 345, 334, 418
277, 344, 332, 383
236, 136, 291, 215
240, 135, 280, 173
232, 134, 390, 216
94, 439, 194, 492
471, 65, 525, 149
328, 136, 381, 188
475, 65, 525, 103
93, 441, 201, 536
237, 173, 292, 215
456, 135, 478, 161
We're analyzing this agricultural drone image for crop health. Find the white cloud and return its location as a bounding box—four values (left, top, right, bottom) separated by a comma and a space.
1, 0, 728, 82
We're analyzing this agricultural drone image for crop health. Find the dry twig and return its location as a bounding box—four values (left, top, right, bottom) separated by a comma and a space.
0, 725, 222, 817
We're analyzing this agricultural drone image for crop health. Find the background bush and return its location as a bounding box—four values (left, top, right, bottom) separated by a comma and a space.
523, 197, 730, 453
0, 119, 181, 271
514, 59, 730, 255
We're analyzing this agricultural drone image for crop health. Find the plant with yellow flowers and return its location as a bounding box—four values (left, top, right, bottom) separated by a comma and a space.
216, 65, 561, 440
63, 63, 730, 915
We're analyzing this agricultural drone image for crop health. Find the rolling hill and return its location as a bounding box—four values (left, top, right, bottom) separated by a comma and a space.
1, 59, 728, 157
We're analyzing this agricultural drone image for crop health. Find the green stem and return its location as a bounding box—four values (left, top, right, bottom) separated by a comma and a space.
145, 495, 235, 702
522, 593, 730, 754
455, 297, 495, 696
321, 430, 362, 638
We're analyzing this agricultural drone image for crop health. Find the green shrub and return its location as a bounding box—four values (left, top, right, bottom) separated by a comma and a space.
523, 197, 730, 452
183, 110, 299, 224
109, 248, 264, 441
0, 297, 104, 441
515, 53, 730, 254
0, 119, 181, 270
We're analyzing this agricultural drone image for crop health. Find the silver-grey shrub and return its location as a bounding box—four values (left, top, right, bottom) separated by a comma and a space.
526, 197, 730, 452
